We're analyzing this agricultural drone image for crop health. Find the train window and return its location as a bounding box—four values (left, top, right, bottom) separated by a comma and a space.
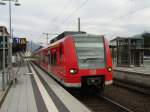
74, 35, 105, 69
51, 54, 53, 65
48, 54, 51, 64
43, 54, 46, 63
41, 53, 44, 62
51, 52, 57, 65
53, 53, 57, 65
60, 47, 62, 58
48, 50, 51, 64
45, 55, 49, 63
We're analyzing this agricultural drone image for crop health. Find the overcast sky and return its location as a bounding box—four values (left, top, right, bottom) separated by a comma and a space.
0, 0, 150, 44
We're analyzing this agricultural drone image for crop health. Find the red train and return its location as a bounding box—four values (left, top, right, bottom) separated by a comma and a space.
33, 31, 113, 90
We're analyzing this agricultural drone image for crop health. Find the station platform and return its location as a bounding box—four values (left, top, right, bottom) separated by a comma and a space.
114, 66, 150, 75
0, 61, 91, 112
113, 65, 150, 88
0, 65, 38, 112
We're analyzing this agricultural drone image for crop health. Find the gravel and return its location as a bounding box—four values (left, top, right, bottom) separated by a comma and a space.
102, 84, 150, 112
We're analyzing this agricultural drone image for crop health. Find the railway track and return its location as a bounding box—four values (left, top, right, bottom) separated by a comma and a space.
99, 95, 133, 112
69, 89, 134, 112
70, 81, 150, 112
102, 84, 150, 112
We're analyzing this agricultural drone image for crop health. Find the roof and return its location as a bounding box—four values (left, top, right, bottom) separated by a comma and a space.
110, 37, 122, 42
111, 36, 143, 42
111, 32, 150, 42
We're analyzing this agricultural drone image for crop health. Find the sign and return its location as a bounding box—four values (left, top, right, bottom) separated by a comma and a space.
20, 38, 26, 44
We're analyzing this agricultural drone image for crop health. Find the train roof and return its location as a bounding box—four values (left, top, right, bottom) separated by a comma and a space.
50, 31, 86, 44
72, 33, 104, 38
33, 32, 105, 54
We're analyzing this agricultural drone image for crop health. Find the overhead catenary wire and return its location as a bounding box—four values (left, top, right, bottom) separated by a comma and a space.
52, 0, 89, 32
45, 0, 74, 30
55, 0, 73, 18
55, 0, 74, 21
88, 1, 150, 27
98, 2, 150, 39
62, 0, 89, 24
50, 0, 129, 33
106, 6, 150, 25
82, 1, 129, 26
46, 0, 150, 39
64, 0, 135, 31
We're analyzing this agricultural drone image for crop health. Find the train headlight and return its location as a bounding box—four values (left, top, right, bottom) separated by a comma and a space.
108, 67, 112, 72
69, 69, 78, 74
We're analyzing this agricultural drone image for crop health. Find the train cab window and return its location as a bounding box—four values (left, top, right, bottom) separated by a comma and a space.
74, 35, 105, 69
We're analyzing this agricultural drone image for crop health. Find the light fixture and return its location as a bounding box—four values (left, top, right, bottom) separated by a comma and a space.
107, 67, 112, 72
69, 69, 78, 74
0, 1, 6, 5
14, 2, 20, 6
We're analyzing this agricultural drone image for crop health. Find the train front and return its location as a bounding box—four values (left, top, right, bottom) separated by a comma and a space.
65, 34, 113, 89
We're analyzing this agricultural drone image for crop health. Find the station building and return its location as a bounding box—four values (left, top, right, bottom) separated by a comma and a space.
0, 26, 9, 70
110, 32, 150, 67
134, 33, 150, 56
0, 26, 27, 70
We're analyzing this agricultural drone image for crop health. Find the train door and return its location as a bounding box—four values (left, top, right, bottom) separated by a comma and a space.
51, 49, 57, 73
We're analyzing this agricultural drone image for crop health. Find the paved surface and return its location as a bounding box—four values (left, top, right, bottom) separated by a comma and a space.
0, 66, 38, 112
0, 71, 9, 92
32, 63, 91, 112
0, 62, 91, 112
30, 65, 59, 112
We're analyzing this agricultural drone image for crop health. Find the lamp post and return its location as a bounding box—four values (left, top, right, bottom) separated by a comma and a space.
0, 0, 21, 88
42, 33, 49, 45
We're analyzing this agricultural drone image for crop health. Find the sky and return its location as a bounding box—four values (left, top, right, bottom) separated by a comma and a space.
0, 0, 150, 44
